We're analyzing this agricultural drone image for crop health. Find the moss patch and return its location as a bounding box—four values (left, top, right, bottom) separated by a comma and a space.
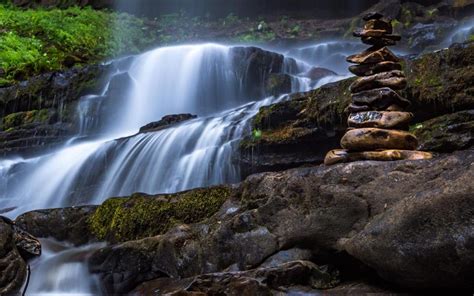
88, 186, 232, 242
2, 109, 53, 130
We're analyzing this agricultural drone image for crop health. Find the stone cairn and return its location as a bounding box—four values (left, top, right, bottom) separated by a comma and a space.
324, 13, 433, 165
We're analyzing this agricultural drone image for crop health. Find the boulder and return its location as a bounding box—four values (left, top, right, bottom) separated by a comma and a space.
346, 47, 400, 64
351, 87, 411, 110
349, 70, 407, 93
348, 111, 413, 129
340, 128, 418, 151
15, 206, 98, 246
324, 149, 432, 165
264, 73, 292, 97
412, 110, 474, 152
0, 219, 27, 295
345, 167, 474, 289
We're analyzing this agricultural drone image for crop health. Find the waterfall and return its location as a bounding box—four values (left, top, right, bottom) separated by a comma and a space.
1, 43, 349, 218
0, 42, 349, 295
27, 239, 104, 296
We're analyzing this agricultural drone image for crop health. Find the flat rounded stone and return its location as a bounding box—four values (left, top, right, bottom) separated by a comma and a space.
349, 61, 402, 76
364, 19, 393, 34
353, 29, 389, 38
350, 70, 407, 93
351, 87, 411, 110
361, 37, 397, 47
347, 47, 400, 65
348, 111, 413, 129
363, 12, 384, 21
386, 104, 405, 111
346, 103, 371, 113
324, 149, 433, 165
340, 128, 418, 151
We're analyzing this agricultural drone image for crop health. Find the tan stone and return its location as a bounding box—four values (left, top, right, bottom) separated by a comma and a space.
340, 128, 418, 151
349, 61, 401, 76
349, 70, 407, 93
353, 29, 388, 38
347, 47, 400, 65
348, 111, 413, 129
364, 19, 393, 34
324, 149, 433, 165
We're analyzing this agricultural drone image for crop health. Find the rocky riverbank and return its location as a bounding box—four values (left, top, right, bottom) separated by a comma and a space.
11, 146, 474, 294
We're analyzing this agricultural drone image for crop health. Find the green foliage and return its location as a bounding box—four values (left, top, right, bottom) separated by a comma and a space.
88, 186, 232, 242
0, 5, 158, 84
2, 109, 52, 130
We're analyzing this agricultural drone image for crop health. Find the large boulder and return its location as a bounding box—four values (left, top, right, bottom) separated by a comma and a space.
240, 41, 474, 177
88, 148, 474, 294
15, 206, 98, 246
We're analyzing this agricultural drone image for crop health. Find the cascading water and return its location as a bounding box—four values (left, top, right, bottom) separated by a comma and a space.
0, 42, 350, 295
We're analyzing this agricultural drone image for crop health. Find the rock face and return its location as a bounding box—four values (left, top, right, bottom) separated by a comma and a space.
86, 148, 474, 294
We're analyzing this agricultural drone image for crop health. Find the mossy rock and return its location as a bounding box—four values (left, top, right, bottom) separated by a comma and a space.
88, 186, 233, 243
411, 110, 474, 152
2, 109, 55, 131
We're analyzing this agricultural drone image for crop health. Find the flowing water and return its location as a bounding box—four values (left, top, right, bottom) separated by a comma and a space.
0, 42, 354, 295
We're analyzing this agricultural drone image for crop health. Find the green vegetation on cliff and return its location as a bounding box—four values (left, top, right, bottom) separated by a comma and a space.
88, 186, 232, 242
0, 4, 158, 85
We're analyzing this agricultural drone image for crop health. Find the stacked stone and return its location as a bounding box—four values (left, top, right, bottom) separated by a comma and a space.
325, 13, 432, 165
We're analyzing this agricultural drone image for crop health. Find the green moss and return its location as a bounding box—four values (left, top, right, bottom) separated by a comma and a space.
88, 186, 232, 242
2, 109, 53, 130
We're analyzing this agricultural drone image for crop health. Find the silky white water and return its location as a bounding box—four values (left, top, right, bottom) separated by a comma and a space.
0, 42, 352, 295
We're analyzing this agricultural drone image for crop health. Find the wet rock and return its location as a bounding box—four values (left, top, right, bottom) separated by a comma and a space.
324, 149, 432, 165
349, 61, 401, 76
15, 206, 98, 246
132, 260, 340, 295
139, 114, 197, 134
259, 248, 313, 268
363, 19, 393, 34
350, 70, 407, 93
353, 29, 390, 38
412, 110, 474, 152
0, 122, 73, 157
340, 128, 418, 151
347, 47, 400, 64
264, 73, 292, 97
348, 111, 413, 129
351, 87, 411, 110
0, 219, 27, 295
345, 167, 474, 289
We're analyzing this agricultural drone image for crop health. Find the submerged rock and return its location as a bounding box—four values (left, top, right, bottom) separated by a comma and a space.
340, 128, 418, 151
